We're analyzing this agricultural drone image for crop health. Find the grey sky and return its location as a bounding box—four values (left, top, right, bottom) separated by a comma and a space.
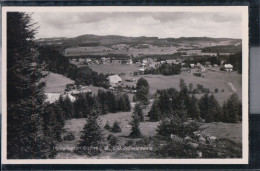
32, 12, 242, 39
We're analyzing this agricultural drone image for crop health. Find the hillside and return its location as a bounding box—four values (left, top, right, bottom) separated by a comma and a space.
36, 34, 241, 49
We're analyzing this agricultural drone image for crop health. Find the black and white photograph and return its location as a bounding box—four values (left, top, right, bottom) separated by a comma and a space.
1, 6, 248, 164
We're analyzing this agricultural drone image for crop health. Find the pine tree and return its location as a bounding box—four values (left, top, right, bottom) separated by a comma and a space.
223, 93, 241, 123
111, 121, 122, 133
129, 113, 142, 138
78, 114, 104, 155
148, 98, 161, 121
134, 103, 144, 122
208, 94, 222, 122
136, 77, 150, 105
122, 93, 131, 111
7, 12, 50, 159
188, 95, 200, 119
158, 90, 173, 117
199, 93, 209, 120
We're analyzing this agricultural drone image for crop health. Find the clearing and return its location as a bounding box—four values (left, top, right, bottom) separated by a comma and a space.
43, 71, 74, 93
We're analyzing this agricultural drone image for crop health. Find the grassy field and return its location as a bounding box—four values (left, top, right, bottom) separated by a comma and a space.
43, 72, 74, 93
88, 63, 140, 75
125, 71, 241, 105
87, 63, 242, 105
55, 111, 242, 159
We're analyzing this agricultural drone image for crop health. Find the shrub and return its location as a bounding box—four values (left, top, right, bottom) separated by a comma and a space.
157, 117, 200, 138
215, 88, 218, 93
63, 132, 75, 141
111, 121, 122, 133
107, 134, 114, 141
104, 121, 110, 130
124, 139, 134, 147
156, 140, 198, 158
108, 135, 118, 147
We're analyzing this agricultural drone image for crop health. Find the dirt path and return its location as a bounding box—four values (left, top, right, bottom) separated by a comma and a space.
228, 82, 237, 92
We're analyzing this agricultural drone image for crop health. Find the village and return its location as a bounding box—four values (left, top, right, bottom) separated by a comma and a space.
45, 53, 235, 106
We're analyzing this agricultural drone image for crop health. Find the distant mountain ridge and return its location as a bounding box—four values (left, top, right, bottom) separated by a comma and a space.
35, 34, 241, 47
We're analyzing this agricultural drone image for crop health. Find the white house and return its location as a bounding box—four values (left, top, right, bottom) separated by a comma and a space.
190, 64, 195, 68
224, 64, 233, 72
138, 68, 145, 74
107, 75, 122, 87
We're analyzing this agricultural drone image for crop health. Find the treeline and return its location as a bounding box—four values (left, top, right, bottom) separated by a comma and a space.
184, 56, 221, 65
38, 46, 109, 88
143, 63, 181, 76
43, 90, 131, 149
148, 79, 242, 123
184, 52, 242, 74
201, 45, 242, 54
55, 90, 131, 119
224, 52, 242, 74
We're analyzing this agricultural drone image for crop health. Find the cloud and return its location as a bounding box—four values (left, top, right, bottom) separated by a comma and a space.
31, 12, 242, 39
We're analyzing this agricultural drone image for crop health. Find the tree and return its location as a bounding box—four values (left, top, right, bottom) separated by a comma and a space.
208, 94, 222, 122
222, 93, 241, 123
188, 95, 200, 119
136, 77, 150, 105
148, 98, 162, 122
133, 103, 144, 122
7, 12, 51, 159
199, 93, 210, 120
129, 113, 142, 138
158, 90, 173, 117
77, 114, 104, 156
111, 121, 122, 133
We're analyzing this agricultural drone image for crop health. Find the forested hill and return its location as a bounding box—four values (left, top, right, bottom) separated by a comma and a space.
35, 34, 241, 47
38, 46, 109, 88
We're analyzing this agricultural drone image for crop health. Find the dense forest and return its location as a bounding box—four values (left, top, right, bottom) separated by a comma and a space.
201, 45, 242, 54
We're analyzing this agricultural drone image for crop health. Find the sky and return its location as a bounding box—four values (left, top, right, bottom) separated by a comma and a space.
32, 12, 242, 39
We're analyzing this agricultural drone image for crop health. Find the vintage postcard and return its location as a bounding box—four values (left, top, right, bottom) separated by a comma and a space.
1, 6, 248, 164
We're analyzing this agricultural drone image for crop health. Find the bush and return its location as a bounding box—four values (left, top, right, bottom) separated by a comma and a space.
156, 140, 198, 158
104, 121, 110, 130
111, 121, 122, 133
108, 135, 118, 147
124, 139, 134, 147
107, 134, 114, 141
215, 88, 218, 93
63, 132, 75, 141
157, 117, 200, 138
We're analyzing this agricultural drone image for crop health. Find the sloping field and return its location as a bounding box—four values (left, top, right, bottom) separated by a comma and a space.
88, 63, 140, 75
199, 122, 242, 144
124, 71, 242, 105
43, 72, 74, 93
55, 111, 242, 159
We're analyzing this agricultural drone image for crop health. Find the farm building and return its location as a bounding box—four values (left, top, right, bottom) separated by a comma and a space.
138, 68, 145, 74
224, 64, 233, 72
101, 57, 109, 64
71, 87, 92, 97
124, 59, 133, 65
205, 61, 211, 67
107, 75, 122, 87
166, 59, 179, 64
190, 64, 195, 68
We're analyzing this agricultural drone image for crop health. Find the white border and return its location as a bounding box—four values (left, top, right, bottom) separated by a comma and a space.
1, 6, 249, 164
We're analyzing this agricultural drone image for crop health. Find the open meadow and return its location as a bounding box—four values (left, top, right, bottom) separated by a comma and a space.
55, 111, 242, 159
88, 63, 242, 105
